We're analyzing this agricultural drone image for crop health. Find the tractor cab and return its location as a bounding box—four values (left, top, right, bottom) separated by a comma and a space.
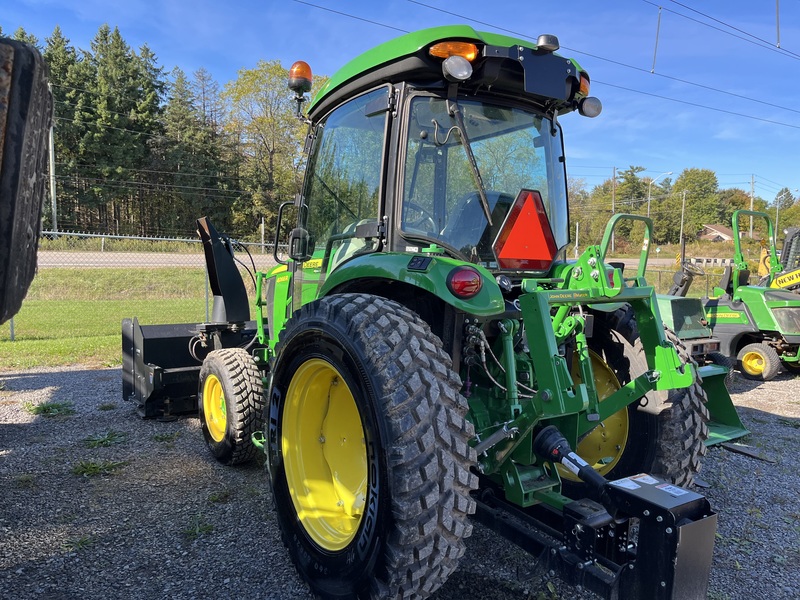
397, 97, 566, 272
282, 27, 600, 308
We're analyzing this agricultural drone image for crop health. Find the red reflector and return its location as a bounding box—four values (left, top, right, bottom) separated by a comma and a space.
493, 190, 557, 271
447, 267, 482, 299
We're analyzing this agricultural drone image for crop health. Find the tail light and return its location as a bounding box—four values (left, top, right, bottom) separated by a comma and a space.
447, 266, 482, 299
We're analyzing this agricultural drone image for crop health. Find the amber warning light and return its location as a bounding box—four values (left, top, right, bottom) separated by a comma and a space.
288, 61, 313, 95
492, 190, 557, 271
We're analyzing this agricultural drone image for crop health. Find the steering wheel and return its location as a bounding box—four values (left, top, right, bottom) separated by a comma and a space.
683, 261, 705, 276
403, 201, 438, 235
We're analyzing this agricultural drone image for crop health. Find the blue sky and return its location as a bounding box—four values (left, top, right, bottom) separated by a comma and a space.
3, 0, 800, 204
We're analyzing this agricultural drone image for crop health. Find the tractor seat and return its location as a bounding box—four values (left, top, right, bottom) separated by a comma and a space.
718, 266, 750, 295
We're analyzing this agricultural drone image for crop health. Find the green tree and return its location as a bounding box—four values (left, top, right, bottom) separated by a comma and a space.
223, 60, 328, 236
718, 188, 750, 224
43, 26, 78, 229
73, 25, 166, 233
572, 177, 613, 247
772, 187, 795, 231
193, 67, 225, 131
154, 67, 233, 233
673, 168, 719, 241
44, 27, 97, 230
12, 26, 40, 48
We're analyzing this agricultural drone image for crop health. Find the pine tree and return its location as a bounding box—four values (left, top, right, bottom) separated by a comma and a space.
12, 27, 40, 49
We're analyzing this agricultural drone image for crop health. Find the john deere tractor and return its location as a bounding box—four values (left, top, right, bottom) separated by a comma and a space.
124, 26, 726, 599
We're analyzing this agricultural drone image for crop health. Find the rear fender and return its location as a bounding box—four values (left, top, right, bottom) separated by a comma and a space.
317, 252, 505, 316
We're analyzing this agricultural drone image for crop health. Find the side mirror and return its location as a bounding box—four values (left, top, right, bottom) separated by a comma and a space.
288, 227, 312, 262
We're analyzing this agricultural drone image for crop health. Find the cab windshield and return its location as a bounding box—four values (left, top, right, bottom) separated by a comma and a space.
400, 95, 569, 268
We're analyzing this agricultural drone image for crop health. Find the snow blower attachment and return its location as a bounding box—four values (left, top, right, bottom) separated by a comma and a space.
122, 217, 257, 418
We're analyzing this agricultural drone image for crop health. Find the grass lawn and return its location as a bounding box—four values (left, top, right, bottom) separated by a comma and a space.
0, 268, 212, 371
0, 260, 724, 371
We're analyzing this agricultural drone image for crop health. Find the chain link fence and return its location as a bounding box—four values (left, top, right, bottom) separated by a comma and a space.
1, 231, 282, 345
2, 230, 748, 363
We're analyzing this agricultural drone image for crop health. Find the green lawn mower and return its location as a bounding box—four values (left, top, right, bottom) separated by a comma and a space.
702, 210, 800, 380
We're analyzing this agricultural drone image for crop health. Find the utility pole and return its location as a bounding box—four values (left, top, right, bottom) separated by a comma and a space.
749, 174, 755, 238
611, 166, 616, 253
679, 190, 687, 247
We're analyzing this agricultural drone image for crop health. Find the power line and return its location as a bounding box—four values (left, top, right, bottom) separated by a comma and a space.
293, 1, 407, 33
54, 175, 250, 200
595, 80, 800, 130
55, 161, 246, 184
407, 0, 800, 119
666, 0, 800, 60
641, 0, 799, 60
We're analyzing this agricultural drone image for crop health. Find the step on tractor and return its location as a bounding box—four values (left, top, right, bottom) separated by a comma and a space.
123, 26, 735, 599
700, 210, 800, 380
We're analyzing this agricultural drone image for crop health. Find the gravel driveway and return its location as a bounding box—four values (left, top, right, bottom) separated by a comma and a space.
0, 366, 798, 599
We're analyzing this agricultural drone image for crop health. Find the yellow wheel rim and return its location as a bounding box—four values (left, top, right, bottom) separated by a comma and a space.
559, 351, 628, 482
741, 351, 764, 375
282, 358, 368, 551
203, 374, 227, 443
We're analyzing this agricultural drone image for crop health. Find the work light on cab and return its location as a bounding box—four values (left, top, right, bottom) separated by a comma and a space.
442, 55, 472, 82
447, 266, 482, 299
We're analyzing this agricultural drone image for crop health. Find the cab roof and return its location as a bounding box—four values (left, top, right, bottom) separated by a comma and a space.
307, 25, 585, 119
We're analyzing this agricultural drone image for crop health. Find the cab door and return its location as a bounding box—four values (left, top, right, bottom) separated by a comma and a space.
291, 86, 392, 311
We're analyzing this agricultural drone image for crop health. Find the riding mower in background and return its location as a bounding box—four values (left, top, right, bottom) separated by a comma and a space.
650, 243, 747, 444
702, 210, 800, 380
763, 225, 800, 291
123, 26, 732, 600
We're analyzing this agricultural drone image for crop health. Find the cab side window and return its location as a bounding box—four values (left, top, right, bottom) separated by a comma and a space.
303, 87, 388, 268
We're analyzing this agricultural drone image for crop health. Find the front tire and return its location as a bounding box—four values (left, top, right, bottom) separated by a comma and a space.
585, 310, 709, 488
198, 348, 265, 465
737, 342, 781, 381
267, 294, 477, 599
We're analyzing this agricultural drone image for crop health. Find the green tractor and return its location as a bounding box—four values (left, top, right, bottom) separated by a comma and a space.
702, 210, 800, 380
124, 26, 730, 599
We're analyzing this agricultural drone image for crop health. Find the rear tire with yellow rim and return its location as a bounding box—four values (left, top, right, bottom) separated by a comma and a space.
267, 293, 478, 599
737, 342, 781, 381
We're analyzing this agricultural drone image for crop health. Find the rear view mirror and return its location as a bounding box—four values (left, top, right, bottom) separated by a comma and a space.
288, 228, 312, 262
